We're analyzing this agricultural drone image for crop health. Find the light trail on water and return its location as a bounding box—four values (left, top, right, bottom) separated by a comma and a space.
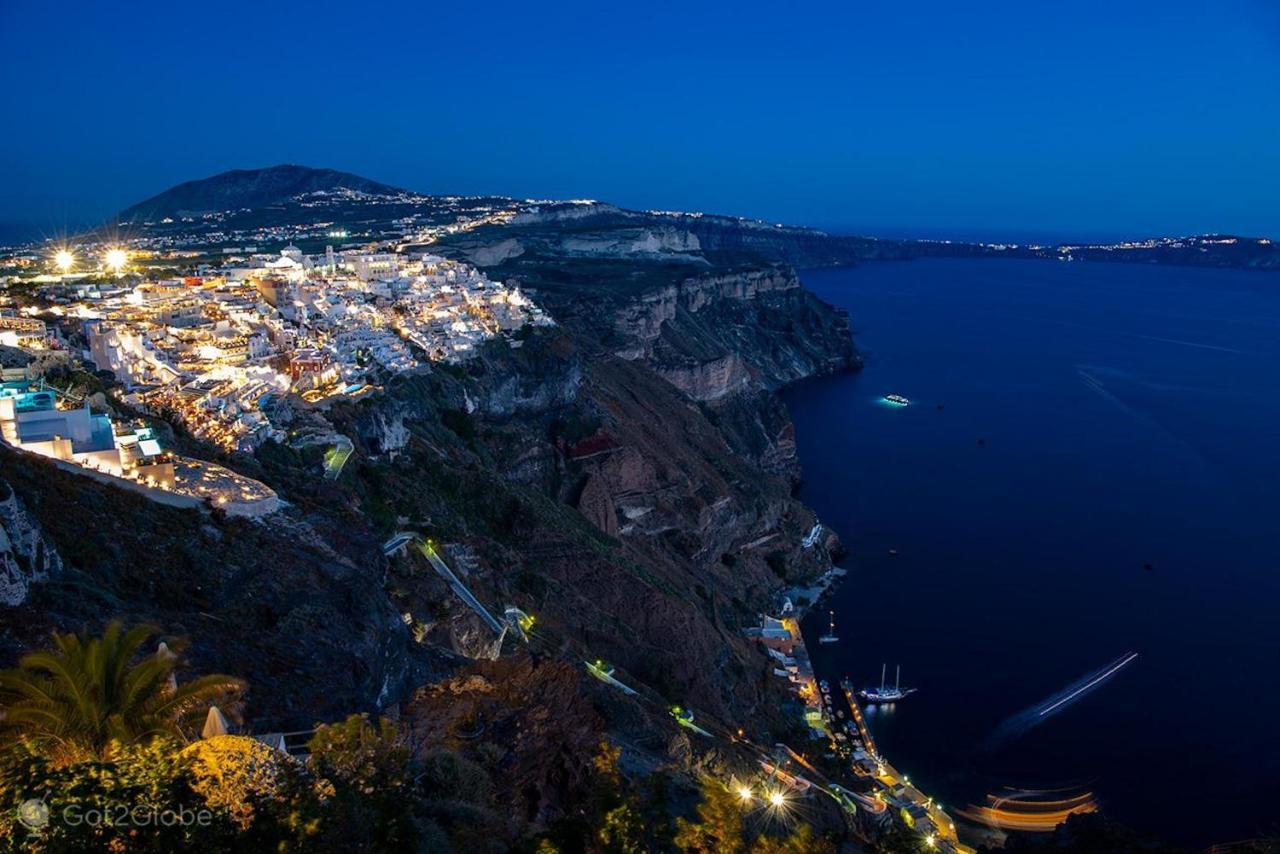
986, 651, 1139, 747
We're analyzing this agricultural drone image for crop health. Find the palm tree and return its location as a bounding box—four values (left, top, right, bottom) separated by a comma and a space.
0, 621, 244, 763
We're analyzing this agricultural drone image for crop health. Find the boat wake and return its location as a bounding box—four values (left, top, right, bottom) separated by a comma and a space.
1076, 367, 1217, 474
985, 652, 1138, 749
1076, 368, 1131, 411
956, 787, 1099, 832
1121, 331, 1247, 355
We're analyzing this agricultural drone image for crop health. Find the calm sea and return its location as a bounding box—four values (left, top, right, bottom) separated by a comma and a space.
788, 258, 1280, 847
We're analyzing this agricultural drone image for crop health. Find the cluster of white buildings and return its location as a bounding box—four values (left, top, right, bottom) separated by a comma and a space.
79, 245, 551, 452
0, 379, 278, 515
0, 385, 160, 479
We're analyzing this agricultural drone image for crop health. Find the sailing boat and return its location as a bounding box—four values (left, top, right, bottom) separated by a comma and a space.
818, 610, 840, 644
858, 663, 917, 703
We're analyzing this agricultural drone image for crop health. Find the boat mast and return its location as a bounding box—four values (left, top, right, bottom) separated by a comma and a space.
895, 665, 901, 691
880, 663, 886, 691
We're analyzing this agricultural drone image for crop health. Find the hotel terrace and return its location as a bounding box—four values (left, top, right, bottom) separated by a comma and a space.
0, 381, 278, 516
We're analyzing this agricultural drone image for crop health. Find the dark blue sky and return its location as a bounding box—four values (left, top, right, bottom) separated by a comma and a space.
2, 0, 1277, 240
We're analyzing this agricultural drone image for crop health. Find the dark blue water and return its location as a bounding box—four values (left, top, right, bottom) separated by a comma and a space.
788, 258, 1280, 847
0, 222, 94, 252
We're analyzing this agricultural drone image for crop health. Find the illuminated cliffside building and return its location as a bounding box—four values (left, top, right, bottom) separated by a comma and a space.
0, 385, 120, 472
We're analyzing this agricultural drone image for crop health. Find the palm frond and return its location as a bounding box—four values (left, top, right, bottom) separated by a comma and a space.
0, 622, 245, 762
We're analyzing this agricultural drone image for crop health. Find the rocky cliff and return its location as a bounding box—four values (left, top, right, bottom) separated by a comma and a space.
435, 201, 894, 271
610, 265, 856, 397
1, 254, 851, 722
3, 194, 860, 842
0, 445, 441, 729
0, 479, 62, 607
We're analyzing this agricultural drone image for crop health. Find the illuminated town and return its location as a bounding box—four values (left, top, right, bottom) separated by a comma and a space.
5, 242, 551, 457
0, 234, 552, 525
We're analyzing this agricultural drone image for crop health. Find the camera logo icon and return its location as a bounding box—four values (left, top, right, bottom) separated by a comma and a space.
17, 798, 50, 831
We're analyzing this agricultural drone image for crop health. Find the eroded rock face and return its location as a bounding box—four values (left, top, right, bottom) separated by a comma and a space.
576, 472, 618, 537
611, 267, 802, 357
472, 361, 582, 419
611, 266, 856, 402
464, 236, 524, 267
368, 408, 410, 456
658, 352, 751, 402
0, 479, 62, 606
561, 227, 704, 262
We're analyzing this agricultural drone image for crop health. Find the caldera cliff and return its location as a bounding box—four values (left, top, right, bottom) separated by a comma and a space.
1, 207, 858, 840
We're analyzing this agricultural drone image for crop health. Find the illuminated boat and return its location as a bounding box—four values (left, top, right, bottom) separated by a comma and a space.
858, 663, 917, 704
883, 394, 910, 406
818, 610, 839, 644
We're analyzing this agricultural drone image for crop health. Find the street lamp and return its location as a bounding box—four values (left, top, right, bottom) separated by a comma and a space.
54, 249, 74, 274
105, 248, 128, 274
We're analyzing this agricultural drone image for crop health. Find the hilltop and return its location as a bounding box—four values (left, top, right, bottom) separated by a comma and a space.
107, 165, 1280, 274
117, 164, 414, 222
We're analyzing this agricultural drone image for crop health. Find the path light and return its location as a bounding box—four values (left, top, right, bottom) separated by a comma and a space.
737, 785, 754, 803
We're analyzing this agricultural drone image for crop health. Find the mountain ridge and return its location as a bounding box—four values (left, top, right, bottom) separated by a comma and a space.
117, 164, 413, 222
109, 164, 1280, 273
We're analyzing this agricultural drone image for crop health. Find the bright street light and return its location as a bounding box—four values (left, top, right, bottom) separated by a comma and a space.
104, 248, 128, 273
737, 786, 754, 803
54, 249, 74, 273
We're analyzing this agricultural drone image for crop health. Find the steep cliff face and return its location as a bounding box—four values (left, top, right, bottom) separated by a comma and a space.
284, 263, 850, 725
610, 265, 857, 400
0, 447, 440, 728
561, 227, 705, 262
464, 202, 894, 269
0, 479, 62, 607
2, 215, 856, 784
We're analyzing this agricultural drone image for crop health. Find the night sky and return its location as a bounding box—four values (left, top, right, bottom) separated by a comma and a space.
2, 0, 1277, 240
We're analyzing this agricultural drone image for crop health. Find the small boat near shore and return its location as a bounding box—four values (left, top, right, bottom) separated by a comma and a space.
818, 610, 840, 644
883, 394, 910, 406
859, 663, 917, 704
